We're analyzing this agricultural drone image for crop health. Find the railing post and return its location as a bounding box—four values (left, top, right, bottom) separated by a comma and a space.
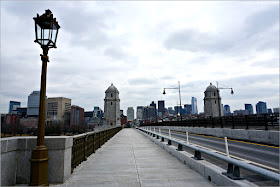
231, 116, 235, 129
211, 117, 214, 128
245, 115, 249, 130
186, 131, 189, 144
192, 150, 203, 160
264, 114, 268, 130
177, 144, 183, 151
222, 163, 244, 180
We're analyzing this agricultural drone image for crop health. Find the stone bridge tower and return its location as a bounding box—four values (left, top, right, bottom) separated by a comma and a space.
204, 83, 223, 117
103, 83, 121, 127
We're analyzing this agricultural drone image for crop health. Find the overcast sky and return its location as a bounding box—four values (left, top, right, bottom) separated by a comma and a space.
1, 1, 279, 115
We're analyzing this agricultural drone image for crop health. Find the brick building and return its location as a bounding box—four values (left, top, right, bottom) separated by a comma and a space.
70, 105, 84, 126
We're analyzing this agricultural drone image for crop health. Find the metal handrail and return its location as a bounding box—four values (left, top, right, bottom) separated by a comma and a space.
136, 127, 279, 182
72, 126, 122, 172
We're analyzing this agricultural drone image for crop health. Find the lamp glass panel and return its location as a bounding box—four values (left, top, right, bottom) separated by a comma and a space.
51, 24, 57, 43
36, 24, 41, 40
43, 28, 51, 45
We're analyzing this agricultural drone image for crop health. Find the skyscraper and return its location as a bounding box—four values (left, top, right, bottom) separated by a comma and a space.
127, 107, 134, 121
184, 104, 192, 114
256, 101, 267, 114
191, 97, 198, 114
174, 106, 182, 115
245, 104, 253, 115
167, 107, 174, 115
150, 101, 157, 116
27, 91, 41, 116
273, 107, 279, 113
223, 105, 231, 116
9, 101, 21, 114
158, 100, 165, 116
136, 106, 143, 119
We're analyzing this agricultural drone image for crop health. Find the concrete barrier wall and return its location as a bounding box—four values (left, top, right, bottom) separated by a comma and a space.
138, 129, 257, 186
1, 136, 73, 186
151, 126, 279, 146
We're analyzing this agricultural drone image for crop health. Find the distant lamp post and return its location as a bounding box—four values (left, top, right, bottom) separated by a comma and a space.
30, 9, 60, 186
216, 82, 234, 118
163, 81, 182, 122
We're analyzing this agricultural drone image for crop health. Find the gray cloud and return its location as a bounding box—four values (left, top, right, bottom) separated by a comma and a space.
244, 6, 279, 37
251, 58, 279, 68
104, 47, 127, 60
164, 29, 234, 53
128, 77, 159, 86
163, 6, 279, 56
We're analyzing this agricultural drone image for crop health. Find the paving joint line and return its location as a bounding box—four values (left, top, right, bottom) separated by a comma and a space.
130, 132, 142, 187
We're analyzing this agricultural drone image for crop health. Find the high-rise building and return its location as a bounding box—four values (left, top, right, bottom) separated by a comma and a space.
142, 106, 156, 120
127, 107, 134, 121
174, 106, 182, 116
223, 105, 231, 116
182, 108, 187, 115
256, 101, 267, 114
168, 107, 174, 115
103, 83, 121, 126
15, 107, 27, 118
184, 104, 192, 114
9, 101, 21, 114
120, 110, 123, 115
267, 109, 272, 114
70, 105, 84, 126
27, 91, 41, 116
273, 107, 279, 113
191, 97, 198, 115
136, 106, 143, 119
158, 100, 165, 116
245, 104, 253, 115
204, 83, 223, 117
46, 97, 71, 125
150, 101, 157, 116
233, 109, 248, 116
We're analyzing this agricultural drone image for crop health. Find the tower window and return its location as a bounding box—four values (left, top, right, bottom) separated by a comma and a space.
214, 93, 216, 96
215, 100, 216, 104
111, 93, 113, 97
111, 102, 112, 105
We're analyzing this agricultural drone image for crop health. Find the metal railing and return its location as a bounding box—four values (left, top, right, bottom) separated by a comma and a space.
141, 113, 279, 130
71, 126, 122, 173
136, 127, 279, 182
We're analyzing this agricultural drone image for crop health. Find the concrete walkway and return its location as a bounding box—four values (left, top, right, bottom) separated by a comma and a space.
60, 128, 214, 187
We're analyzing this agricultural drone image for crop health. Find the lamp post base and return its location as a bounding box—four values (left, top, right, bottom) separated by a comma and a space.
29, 145, 50, 186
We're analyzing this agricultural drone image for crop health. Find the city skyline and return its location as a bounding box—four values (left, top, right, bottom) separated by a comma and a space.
1, 1, 279, 115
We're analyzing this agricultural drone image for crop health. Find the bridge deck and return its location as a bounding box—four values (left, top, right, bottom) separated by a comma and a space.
60, 128, 213, 187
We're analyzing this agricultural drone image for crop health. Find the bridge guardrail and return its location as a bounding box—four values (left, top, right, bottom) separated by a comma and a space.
72, 126, 122, 172
136, 127, 280, 182
142, 113, 279, 130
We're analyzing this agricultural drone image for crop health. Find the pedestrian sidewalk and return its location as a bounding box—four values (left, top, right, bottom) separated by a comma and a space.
59, 128, 213, 187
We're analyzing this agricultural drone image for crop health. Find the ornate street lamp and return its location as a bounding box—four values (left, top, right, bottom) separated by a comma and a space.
216, 82, 234, 117
30, 9, 60, 186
